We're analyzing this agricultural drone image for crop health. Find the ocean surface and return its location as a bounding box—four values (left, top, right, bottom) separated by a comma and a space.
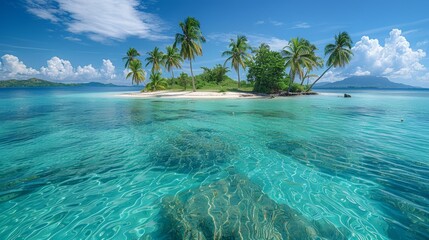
0, 87, 428, 239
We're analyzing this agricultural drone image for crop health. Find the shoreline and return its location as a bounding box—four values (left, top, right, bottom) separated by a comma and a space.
116, 91, 270, 99
115, 90, 319, 99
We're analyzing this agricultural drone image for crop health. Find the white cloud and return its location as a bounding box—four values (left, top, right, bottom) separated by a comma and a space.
0, 54, 40, 78
270, 20, 283, 26
292, 22, 311, 29
64, 36, 81, 42
101, 59, 117, 79
258, 37, 288, 51
416, 40, 429, 47
76, 64, 100, 79
319, 70, 343, 82
346, 29, 426, 80
0, 54, 119, 82
40, 57, 74, 80
353, 67, 371, 76
26, 0, 168, 42
253, 20, 283, 26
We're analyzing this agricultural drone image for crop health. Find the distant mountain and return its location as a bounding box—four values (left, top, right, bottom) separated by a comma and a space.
80, 82, 120, 87
0, 78, 125, 88
314, 76, 417, 89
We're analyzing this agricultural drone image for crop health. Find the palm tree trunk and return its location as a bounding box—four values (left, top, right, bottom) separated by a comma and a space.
300, 71, 308, 85
287, 70, 294, 95
307, 65, 332, 92
237, 67, 241, 88
172, 71, 175, 79
190, 60, 196, 92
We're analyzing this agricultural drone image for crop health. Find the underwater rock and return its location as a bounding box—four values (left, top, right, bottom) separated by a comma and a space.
267, 138, 356, 178
148, 129, 235, 173
157, 174, 348, 239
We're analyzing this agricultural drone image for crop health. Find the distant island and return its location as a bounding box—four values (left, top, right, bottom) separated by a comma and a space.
0, 78, 125, 88
313, 76, 418, 89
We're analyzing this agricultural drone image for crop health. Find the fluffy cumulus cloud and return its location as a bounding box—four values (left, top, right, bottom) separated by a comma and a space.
347, 29, 427, 80
101, 59, 116, 79
76, 64, 100, 79
0, 54, 118, 82
0, 54, 39, 77
40, 57, 74, 80
26, 0, 168, 42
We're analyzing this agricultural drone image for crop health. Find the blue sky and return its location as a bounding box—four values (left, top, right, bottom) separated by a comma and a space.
1, 0, 429, 87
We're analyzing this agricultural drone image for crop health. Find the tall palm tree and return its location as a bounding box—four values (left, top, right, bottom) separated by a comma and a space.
123, 48, 140, 68
300, 40, 324, 85
307, 32, 353, 91
145, 72, 168, 91
174, 17, 206, 92
126, 59, 146, 85
163, 45, 183, 79
222, 35, 251, 88
282, 38, 315, 94
145, 47, 165, 73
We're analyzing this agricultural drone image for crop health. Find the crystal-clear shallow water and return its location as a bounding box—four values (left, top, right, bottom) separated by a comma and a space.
0, 88, 428, 239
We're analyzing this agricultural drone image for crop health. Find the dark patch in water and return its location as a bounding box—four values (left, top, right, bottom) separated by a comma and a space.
152, 173, 348, 239
240, 110, 296, 119
0, 128, 50, 145
148, 128, 235, 173
335, 106, 386, 117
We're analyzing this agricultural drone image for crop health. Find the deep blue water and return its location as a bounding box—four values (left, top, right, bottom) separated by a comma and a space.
0, 87, 428, 239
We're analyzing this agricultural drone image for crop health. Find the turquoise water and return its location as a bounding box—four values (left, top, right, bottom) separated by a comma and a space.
0, 88, 428, 239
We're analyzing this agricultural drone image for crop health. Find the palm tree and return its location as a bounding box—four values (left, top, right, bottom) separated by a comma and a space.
123, 48, 140, 68
174, 17, 206, 92
307, 32, 353, 91
299, 40, 324, 86
282, 38, 315, 94
163, 46, 183, 79
145, 72, 168, 91
222, 35, 251, 88
145, 47, 165, 73
126, 59, 146, 85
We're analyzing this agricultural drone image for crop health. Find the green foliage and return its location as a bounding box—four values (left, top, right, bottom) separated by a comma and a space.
290, 83, 306, 92
145, 72, 167, 91
200, 64, 229, 84
308, 32, 353, 91
126, 59, 146, 85
163, 46, 183, 78
282, 38, 319, 93
123, 48, 140, 68
325, 32, 353, 67
178, 72, 191, 90
174, 17, 206, 91
223, 35, 251, 88
145, 47, 165, 73
247, 44, 286, 94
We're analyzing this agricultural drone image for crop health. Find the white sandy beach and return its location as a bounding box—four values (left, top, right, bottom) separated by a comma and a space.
117, 91, 269, 99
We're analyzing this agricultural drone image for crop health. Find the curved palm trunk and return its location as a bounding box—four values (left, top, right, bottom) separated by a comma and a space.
300, 71, 308, 85
190, 60, 196, 92
307, 65, 332, 92
237, 67, 241, 88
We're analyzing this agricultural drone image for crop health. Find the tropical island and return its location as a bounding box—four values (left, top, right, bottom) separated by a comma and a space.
0, 78, 123, 88
122, 17, 354, 97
